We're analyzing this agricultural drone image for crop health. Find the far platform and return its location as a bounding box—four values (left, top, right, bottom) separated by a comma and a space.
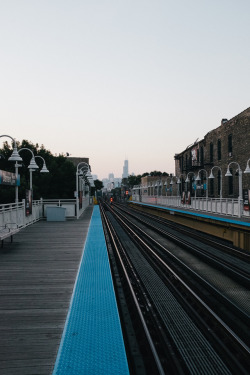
129, 201, 250, 250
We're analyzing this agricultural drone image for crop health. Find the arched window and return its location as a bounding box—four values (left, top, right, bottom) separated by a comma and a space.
200, 147, 204, 165
228, 168, 233, 195
228, 134, 233, 155
217, 170, 221, 196
217, 139, 221, 161
210, 178, 214, 195
210, 143, 213, 162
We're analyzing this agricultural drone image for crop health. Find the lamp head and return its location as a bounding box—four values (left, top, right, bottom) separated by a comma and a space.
195, 175, 201, 182
244, 160, 250, 174
40, 164, 49, 173
28, 157, 39, 169
225, 167, 232, 177
8, 146, 23, 162
208, 171, 214, 179
185, 177, 190, 183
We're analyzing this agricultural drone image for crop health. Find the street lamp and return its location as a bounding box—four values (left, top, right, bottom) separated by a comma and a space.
0, 135, 22, 162
18, 148, 39, 190
76, 162, 90, 200
164, 176, 173, 196
35, 156, 49, 173
225, 162, 243, 199
244, 159, 250, 174
195, 169, 208, 198
208, 166, 222, 198
0, 135, 23, 203
176, 174, 185, 196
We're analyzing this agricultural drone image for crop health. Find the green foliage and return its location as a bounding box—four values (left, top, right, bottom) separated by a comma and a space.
0, 139, 77, 203
127, 174, 141, 187
94, 179, 104, 191
127, 171, 170, 187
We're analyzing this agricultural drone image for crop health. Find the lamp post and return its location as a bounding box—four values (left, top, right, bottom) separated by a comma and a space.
185, 172, 197, 198
164, 176, 173, 196
0, 135, 23, 203
208, 166, 222, 199
76, 162, 90, 201
244, 158, 250, 174
225, 162, 243, 199
176, 174, 185, 197
18, 148, 39, 190
35, 156, 49, 173
169, 175, 178, 196
195, 169, 208, 198
225, 161, 244, 218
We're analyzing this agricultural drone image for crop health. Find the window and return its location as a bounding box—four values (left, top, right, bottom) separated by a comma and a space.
228, 134, 233, 155
217, 139, 221, 161
210, 178, 214, 195
200, 147, 204, 165
228, 168, 233, 195
217, 170, 221, 196
210, 142, 213, 162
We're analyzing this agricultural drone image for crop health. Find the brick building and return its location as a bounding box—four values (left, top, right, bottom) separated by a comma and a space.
174, 107, 250, 199
67, 157, 90, 169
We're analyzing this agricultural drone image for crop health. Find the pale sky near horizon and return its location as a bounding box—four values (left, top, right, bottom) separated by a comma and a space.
1, 0, 249, 180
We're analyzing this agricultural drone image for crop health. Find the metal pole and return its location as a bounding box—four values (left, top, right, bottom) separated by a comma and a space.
239, 169, 243, 199
15, 162, 19, 203
30, 169, 33, 190
238, 169, 242, 218
76, 172, 79, 199
220, 173, 222, 199
206, 173, 208, 198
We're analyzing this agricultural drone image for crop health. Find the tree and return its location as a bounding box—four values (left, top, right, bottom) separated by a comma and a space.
127, 174, 141, 187
94, 179, 104, 191
0, 140, 77, 203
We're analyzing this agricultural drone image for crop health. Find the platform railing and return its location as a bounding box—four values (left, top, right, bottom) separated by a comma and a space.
0, 196, 91, 228
0, 200, 43, 229
132, 194, 249, 218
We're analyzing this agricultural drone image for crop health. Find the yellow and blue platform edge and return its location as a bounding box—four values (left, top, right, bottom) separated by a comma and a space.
130, 201, 250, 227
53, 206, 130, 375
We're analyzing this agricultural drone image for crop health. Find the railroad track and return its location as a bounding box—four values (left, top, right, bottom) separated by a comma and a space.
100, 200, 250, 375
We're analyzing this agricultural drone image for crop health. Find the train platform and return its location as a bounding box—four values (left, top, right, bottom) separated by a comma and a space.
130, 201, 250, 227
129, 201, 250, 250
53, 205, 129, 375
0, 205, 129, 375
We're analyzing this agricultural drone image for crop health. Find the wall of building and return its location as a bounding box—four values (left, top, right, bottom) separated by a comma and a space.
67, 157, 90, 168
175, 107, 250, 198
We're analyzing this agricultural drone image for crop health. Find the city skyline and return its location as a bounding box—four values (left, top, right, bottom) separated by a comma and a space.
1, 1, 250, 180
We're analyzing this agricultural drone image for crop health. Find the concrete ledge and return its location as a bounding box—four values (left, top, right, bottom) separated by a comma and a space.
129, 201, 250, 251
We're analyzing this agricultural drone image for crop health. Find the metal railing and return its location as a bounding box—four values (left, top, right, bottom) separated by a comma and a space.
0, 196, 91, 229
132, 194, 250, 218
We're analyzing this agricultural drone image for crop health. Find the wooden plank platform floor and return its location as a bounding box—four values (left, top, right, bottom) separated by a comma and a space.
0, 206, 94, 375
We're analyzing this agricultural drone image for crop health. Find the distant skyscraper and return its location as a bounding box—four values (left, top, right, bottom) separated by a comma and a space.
109, 173, 114, 180
122, 159, 129, 179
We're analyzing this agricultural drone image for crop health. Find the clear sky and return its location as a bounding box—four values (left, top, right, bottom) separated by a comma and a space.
1, 0, 249, 180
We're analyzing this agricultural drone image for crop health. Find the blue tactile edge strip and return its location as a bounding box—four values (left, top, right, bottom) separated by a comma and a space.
53, 206, 130, 375
131, 201, 250, 227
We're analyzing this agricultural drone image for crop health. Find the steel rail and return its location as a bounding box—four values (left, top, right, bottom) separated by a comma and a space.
114, 203, 250, 283
108, 203, 250, 360
100, 205, 166, 375
125, 203, 250, 261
